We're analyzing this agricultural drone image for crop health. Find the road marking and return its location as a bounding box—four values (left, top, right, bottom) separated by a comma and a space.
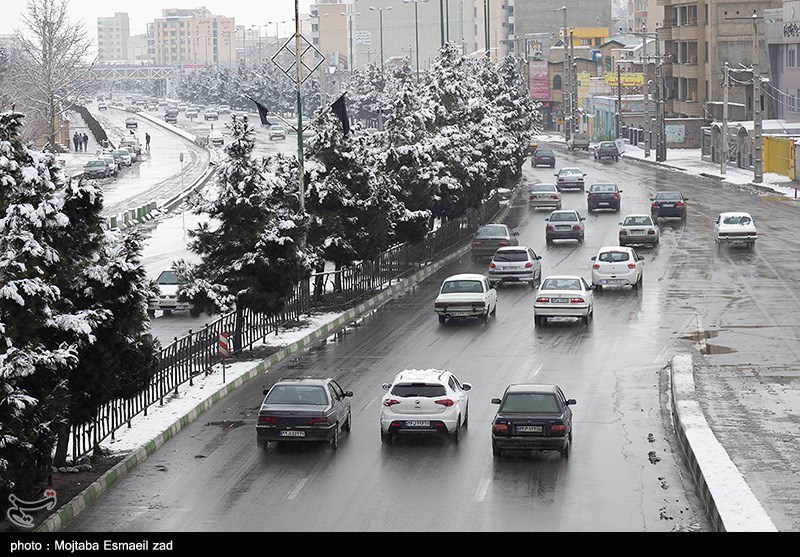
532, 362, 543, 378
475, 478, 490, 502
286, 477, 308, 500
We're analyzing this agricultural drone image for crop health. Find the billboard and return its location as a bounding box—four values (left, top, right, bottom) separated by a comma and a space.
529, 61, 549, 100
605, 73, 644, 87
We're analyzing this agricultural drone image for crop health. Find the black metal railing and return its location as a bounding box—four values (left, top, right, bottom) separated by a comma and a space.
68, 194, 501, 459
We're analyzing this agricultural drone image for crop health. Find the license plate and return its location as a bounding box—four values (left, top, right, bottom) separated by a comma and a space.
451, 312, 471, 316
551, 298, 568, 303
556, 225, 571, 230
278, 430, 305, 437
661, 203, 675, 208
598, 202, 609, 206
630, 229, 644, 234
602, 279, 624, 285
516, 425, 543, 433
405, 421, 430, 427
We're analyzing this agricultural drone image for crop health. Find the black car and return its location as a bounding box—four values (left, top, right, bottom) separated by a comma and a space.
586, 183, 622, 213
83, 159, 109, 179
491, 383, 576, 459
256, 377, 353, 450
651, 191, 689, 221
594, 141, 619, 161
531, 147, 556, 168
470, 223, 519, 260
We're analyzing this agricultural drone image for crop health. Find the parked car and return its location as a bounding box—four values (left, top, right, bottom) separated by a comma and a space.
256, 377, 353, 450
528, 183, 562, 210
83, 159, 109, 179
434, 273, 498, 324
554, 167, 587, 191
593, 141, 620, 161
590, 246, 644, 291
619, 214, 659, 246
567, 136, 590, 150
111, 148, 132, 167
269, 125, 287, 140
119, 137, 141, 156
98, 154, 119, 176
177, 102, 188, 112
545, 209, 585, 245
533, 275, 595, 326
204, 108, 219, 120
487, 246, 542, 289
209, 130, 224, 146
185, 107, 199, 119
531, 147, 556, 168
586, 182, 622, 213
470, 223, 519, 260
714, 211, 757, 249
650, 191, 688, 221
217, 104, 231, 114
97, 101, 107, 111
380, 368, 471, 444
147, 269, 191, 315
111, 100, 124, 109
491, 384, 576, 459
122, 145, 138, 163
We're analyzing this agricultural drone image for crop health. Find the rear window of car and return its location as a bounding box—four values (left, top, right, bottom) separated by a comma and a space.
722, 215, 751, 225
541, 278, 581, 290
623, 216, 653, 226
500, 393, 560, 413
535, 149, 553, 156
441, 280, 484, 294
655, 192, 682, 201
265, 385, 328, 405
590, 184, 616, 192
475, 225, 508, 238
391, 382, 447, 398
600, 142, 616, 148
493, 250, 528, 262
560, 169, 581, 175
549, 212, 577, 222
531, 184, 557, 192
598, 251, 631, 262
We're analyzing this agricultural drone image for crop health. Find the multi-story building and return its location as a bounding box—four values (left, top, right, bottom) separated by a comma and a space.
660, 0, 780, 120
153, 7, 236, 69
97, 12, 130, 62
628, 0, 662, 32
127, 34, 151, 62
513, 0, 614, 41
764, 3, 800, 121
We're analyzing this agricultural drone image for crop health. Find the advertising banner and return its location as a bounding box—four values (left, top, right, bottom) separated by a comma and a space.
529, 61, 550, 100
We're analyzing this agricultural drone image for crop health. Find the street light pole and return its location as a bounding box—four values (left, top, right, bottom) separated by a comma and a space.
341, 7, 361, 72
752, 11, 763, 184
403, 0, 428, 82
370, 5, 393, 131
558, 6, 570, 142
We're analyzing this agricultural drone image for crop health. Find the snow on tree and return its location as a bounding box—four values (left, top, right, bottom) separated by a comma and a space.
177, 115, 313, 349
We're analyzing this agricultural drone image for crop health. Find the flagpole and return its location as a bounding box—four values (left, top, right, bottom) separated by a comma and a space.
295, 0, 304, 215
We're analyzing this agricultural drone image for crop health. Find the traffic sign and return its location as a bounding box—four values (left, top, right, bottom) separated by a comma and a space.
219, 332, 230, 358
355, 30, 372, 45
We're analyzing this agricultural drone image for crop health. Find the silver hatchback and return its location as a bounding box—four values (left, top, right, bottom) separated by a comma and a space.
487, 246, 542, 288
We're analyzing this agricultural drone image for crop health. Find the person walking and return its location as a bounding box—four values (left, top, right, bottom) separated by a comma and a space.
73, 132, 79, 152
145, 132, 151, 154
82, 133, 89, 152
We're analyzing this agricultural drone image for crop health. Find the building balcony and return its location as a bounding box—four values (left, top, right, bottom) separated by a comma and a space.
671, 62, 699, 80
669, 25, 699, 42
669, 99, 702, 117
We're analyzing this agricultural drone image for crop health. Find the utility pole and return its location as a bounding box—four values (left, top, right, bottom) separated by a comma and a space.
570, 30, 578, 137
654, 28, 667, 162
641, 30, 650, 158
616, 63, 622, 138
722, 62, 730, 176
752, 11, 763, 183
559, 6, 570, 142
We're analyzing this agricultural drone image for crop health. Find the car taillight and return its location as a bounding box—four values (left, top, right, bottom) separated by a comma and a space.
651, 201, 660, 208
558, 178, 564, 182
307, 417, 329, 425
592, 263, 600, 269
619, 229, 627, 235
570, 298, 585, 303
383, 398, 400, 407
472, 241, 482, 246
258, 416, 277, 425
613, 193, 619, 200
498, 240, 510, 246
627, 263, 637, 269
536, 297, 550, 303
587, 193, 594, 200
435, 398, 455, 408
572, 225, 581, 231
489, 262, 496, 269
492, 423, 509, 434
647, 229, 655, 235
676, 201, 684, 207
550, 195, 559, 199
550, 424, 567, 435
546, 225, 554, 231
524, 262, 534, 268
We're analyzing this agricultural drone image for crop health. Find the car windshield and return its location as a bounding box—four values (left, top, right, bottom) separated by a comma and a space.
623, 216, 653, 226
500, 393, 560, 413
531, 185, 557, 192
656, 192, 682, 201
475, 225, 508, 238
541, 278, 581, 290
157, 270, 181, 285
591, 184, 616, 192
598, 251, 631, 263
441, 280, 484, 294
722, 215, 752, 225
265, 385, 328, 405
493, 250, 529, 262
391, 382, 447, 397
600, 142, 615, 148
549, 212, 577, 222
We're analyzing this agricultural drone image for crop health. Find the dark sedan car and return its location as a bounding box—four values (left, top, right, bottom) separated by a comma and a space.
470, 223, 519, 260
83, 159, 109, 179
593, 141, 619, 161
651, 191, 689, 221
531, 147, 556, 168
586, 182, 622, 213
256, 377, 353, 450
491, 384, 576, 459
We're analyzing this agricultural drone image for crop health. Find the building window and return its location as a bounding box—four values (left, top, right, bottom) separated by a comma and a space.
789, 45, 796, 67
705, 42, 708, 63
553, 74, 562, 90
705, 80, 708, 100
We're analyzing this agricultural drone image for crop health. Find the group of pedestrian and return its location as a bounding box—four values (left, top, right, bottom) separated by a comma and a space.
73, 132, 89, 152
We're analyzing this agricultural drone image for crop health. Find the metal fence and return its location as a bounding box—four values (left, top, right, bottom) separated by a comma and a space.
68, 194, 501, 459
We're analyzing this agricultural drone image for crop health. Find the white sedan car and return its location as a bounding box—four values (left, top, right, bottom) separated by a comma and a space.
380, 368, 472, 444
533, 275, 595, 326
591, 246, 644, 290
714, 212, 757, 248
434, 273, 497, 324
619, 214, 659, 247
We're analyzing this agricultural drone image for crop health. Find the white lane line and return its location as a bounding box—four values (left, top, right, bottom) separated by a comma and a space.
286, 477, 309, 500
532, 362, 544, 378
475, 477, 491, 502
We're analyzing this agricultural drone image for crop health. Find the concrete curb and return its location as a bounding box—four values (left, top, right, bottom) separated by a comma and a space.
670, 354, 777, 532
35, 242, 472, 533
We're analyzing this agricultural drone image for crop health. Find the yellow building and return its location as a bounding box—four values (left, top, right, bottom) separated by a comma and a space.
561, 27, 609, 48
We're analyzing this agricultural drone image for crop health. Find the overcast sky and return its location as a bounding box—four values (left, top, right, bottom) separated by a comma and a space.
1, 0, 312, 36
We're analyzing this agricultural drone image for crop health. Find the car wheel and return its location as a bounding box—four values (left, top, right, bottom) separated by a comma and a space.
546, 237, 553, 246
632, 277, 639, 291
550, 163, 555, 168
343, 409, 352, 432
452, 417, 461, 443
561, 433, 572, 459
330, 426, 339, 449
463, 405, 469, 428
578, 234, 584, 244
490, 302, 497, 317
380, 430, 393, 445
594, 284, 602, 292
582, 314, 589, 325
438, 315, 446, 325
540, 316, 547, 326
258, 440, 269, 451
556, 203, 562, 210
492, 443, 501, 458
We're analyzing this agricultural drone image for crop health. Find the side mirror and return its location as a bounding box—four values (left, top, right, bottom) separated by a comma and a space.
566, 398, 577, 406
554, 174, 558, 177
619, 222, 623, 225
263, 389, 269, 396
462, 383, 472, 391
590, 256, 597, 261
381, 383, 391, 391
491, 398, 501, 405
583, 173, 588, 176
344, 391, 354, 397
618, 190, 623, 193
535, 255, 542, 260
545, 218, 550, 222
513, 231, 519, 236
638, 255, 645, 261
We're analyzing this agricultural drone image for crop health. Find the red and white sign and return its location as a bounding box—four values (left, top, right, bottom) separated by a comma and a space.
529, 60, 550, 100
219, 332, 230, 358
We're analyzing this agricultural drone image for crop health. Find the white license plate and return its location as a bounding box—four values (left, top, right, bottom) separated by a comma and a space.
630, 229, 644, 234
602, 279, 625, 285
551, 298, 568, 303
556, 225, 571, 230
405, 421, 430, 427
516, 425, 543, 433
598, 202, 609, 206
661, 203, 675, 208
278, 430, 305, 437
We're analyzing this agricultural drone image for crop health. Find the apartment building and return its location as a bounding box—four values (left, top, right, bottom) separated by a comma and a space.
153, 7, 236, 68
97, 13, 130, 62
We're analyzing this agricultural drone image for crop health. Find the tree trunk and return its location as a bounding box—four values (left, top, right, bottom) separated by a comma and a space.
233, 304, 244, 354
53, 421, 70, 467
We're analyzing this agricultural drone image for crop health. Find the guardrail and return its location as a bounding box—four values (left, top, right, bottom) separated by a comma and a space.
68, 193, 502, 459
